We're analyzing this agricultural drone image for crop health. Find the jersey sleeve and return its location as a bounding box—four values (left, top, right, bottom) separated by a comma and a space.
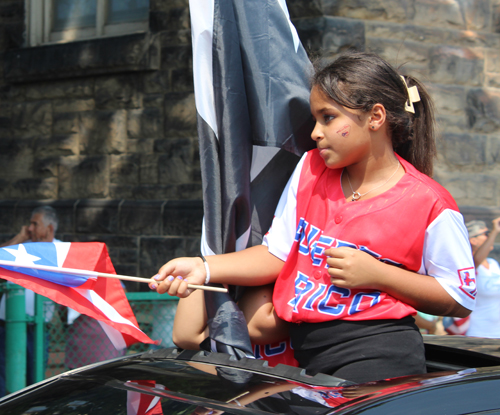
262, 153, 307, 261
420, 208, 476, 311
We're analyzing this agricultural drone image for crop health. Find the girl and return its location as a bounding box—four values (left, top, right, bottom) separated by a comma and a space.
150, 51, 474, 383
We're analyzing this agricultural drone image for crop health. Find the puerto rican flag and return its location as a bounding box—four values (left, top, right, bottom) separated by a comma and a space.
127, 380, 165, 415
0, 241, 156, 348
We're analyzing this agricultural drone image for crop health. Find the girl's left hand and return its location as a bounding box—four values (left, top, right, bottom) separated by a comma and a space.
324, 247, 382, 289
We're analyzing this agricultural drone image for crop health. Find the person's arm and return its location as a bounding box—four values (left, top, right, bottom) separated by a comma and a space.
150, 245, 284, 297
325, 247, 470, 317
172, 289, 208, 349
0, 226, 30, 247
172, 283, 289, 349
473, 217, 500, 268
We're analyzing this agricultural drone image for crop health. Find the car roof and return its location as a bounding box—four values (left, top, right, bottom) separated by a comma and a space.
1, 337, 500, 414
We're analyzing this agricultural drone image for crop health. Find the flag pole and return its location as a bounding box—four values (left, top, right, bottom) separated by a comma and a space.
0, 260, 228, 293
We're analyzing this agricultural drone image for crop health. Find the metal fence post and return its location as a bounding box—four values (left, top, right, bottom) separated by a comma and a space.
5, 282, 27, 393
34, 294, 47, 383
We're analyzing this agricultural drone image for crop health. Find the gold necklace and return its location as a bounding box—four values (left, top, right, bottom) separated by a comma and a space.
344, 162, 400, 202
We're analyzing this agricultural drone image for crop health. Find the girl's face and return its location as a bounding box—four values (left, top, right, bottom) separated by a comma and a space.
310, 86, 372, 169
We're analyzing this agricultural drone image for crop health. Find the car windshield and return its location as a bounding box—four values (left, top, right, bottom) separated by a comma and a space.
0, 357, 350, 415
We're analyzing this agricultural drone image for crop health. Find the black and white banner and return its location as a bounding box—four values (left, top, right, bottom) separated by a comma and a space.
189, 0, 314, 357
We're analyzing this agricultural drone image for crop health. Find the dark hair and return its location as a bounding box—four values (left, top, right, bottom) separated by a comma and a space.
32, 206, 59, 233
311, 50, 436, 176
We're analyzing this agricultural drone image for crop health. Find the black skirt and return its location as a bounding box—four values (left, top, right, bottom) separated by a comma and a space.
290, 316, 426, 384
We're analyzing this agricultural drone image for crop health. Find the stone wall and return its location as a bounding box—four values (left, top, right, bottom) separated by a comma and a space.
2, 0, 500, 274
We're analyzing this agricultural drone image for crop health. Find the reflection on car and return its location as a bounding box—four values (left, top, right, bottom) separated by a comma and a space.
1, 335, 500, 414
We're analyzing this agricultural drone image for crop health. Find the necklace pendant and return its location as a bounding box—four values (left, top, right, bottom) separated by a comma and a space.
351, 191, 361, 201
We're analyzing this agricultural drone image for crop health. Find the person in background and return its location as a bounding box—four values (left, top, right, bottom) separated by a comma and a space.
0, 206, 60, 396
465, 218, 500, 338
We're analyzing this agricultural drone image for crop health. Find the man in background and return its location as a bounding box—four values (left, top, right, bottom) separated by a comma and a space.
0, 206, 60, 396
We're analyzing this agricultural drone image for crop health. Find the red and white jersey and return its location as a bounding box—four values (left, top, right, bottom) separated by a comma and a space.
263, 150, 475, 324
253, 338, 298, 367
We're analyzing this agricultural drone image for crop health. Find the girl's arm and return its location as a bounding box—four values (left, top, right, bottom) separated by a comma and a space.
151, 245, 284, 297
326, 247, 471, 318
172, 284, 289, 349
172, 289, 208, 349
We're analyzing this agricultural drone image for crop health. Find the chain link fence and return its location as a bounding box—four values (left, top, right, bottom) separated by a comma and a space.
0, 284, 178, 393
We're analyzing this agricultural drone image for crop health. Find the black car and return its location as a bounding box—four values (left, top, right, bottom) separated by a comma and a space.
1, 335, 500, 415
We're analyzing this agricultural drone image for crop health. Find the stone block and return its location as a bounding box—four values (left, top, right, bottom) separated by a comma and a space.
486, 50, 500, 73
140, 154, 159, 183
439, 133, 487, 167
35, 134, 80, 157
160, 45, 192, 70
144, 94, 164, 109
53, 99, 95, 114
171, 69, 194, 93
322, 0, 413, 23
110, 154, 140, 185
164, 93, 197, 137
143, 71, 171, 94
460, 0, 491, 31
162, 200, 203, 236
119, 200, 164, 235
139, 236, 200, 279
151, 0, 188, 12
158, 139, 194, 184
52, 112, 81, 135
427, 84, 466, 116
287, 0, 323, 18
486, 73, 500, 88
435, 115, 468, 135
95, 75, 143, 110
150, 7, 190, 33
366, 39, 429, 71
487, 135, 500, 166
24, 79, 94, 100
0, 1, 24, 24
79, 110, 127, 155
74, 199, 121, 234
110, 184, 179, 200
175, 183, 203, 201
8, 177, 58, 200
159, 29, 191, 47
294, 17, 364, 58
11, 101, 52, 139
0, 141, 34, 179
49, 199, 78, 235
127, 138, 155, 154
34, 157, 59, 178
58, 156, 109, 199
366, 21, 499, 49
413, 0, 464, 29
5, 33, 161, 82
127, 107, 162, 139
466, 88, 500, 133
428, 46, 484, 86
0, 200, 16, 233
494, 0, 500, 33
435, 171, 498, 206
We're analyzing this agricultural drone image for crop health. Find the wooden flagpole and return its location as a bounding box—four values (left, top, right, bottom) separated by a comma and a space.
0, 260, 228, 293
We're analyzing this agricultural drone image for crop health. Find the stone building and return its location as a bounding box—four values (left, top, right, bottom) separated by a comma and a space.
1, 0, 500, 285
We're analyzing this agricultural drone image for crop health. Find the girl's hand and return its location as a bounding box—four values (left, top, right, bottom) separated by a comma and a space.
149, 257, 206, 298
324, 247, 382, 289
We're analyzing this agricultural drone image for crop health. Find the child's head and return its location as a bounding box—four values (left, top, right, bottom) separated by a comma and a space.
311, 50, 436, 176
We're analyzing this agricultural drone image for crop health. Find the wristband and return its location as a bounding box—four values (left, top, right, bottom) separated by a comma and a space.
199, 254, 210, 285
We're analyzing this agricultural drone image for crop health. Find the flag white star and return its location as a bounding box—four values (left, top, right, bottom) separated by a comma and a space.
3, 244, 41, 265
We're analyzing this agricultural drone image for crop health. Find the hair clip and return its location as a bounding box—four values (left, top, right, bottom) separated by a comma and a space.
400, 75, 421, 113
